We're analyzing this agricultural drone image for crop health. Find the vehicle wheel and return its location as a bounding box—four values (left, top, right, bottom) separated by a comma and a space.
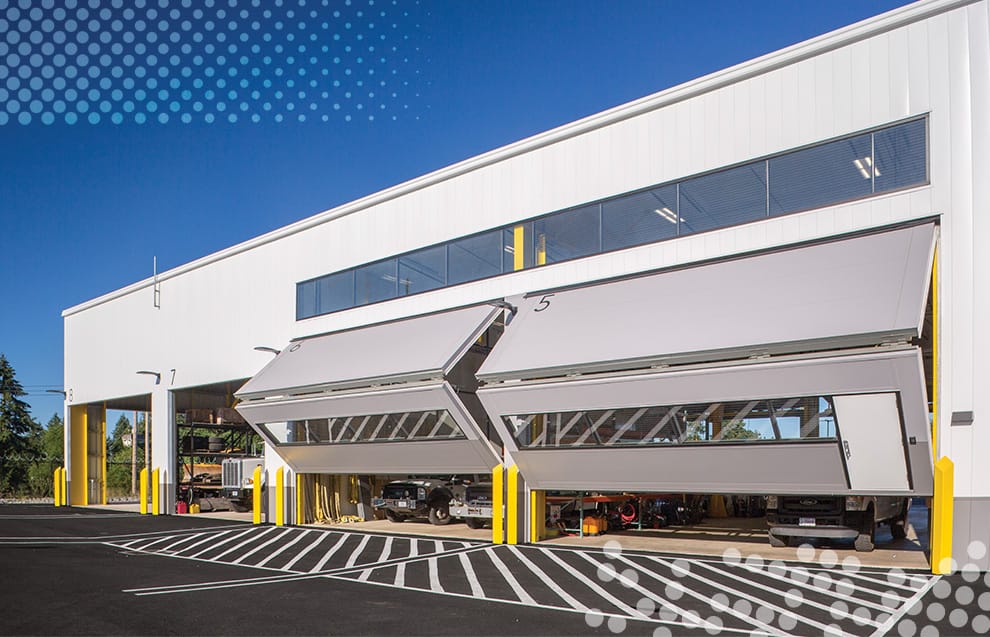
429, 504, 452, 526
768, 532, 787, 548
384, 509, 406, 523
230, 500, 251, 513
891, 510, 909, 540
855, 506, 876, 552
465, 517, 485, 530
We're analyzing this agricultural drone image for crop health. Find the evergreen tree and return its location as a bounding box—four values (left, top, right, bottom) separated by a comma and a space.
0, 354, 42, 494
26, 413, 64, 497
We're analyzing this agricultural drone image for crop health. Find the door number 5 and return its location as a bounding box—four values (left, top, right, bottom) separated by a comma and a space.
534, 294, 554, 312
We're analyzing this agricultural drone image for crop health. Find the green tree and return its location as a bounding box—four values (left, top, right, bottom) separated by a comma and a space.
107, 413, 135, 492
0, 354, 42, 495
26, 413, 64, 497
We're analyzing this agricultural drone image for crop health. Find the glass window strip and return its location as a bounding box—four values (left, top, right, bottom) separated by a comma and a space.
506, 396, 839, 449
297, 119, 928, 320
260, 409, 465, 445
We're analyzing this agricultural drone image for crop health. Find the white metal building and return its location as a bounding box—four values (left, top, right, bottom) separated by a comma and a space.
63, 0, 989, 570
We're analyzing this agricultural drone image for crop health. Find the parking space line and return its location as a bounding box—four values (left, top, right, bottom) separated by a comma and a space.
344, 534, 371, 569
394, 562, 406, 587
538, 547, 644, 619
280, 531, 324, 571
213, 527, 277, 561
188, 528, 257, 559
309, 533, 351, 573
230, 528, 293, 565
458, 552, 484, 598
507, 545, 586, 610
173, 528, 242, 555
483, 547, 536, 605
868, 576, 940, 637
157, 532, 212, 553
253, 529, 312, 569
428, 557, 443, 592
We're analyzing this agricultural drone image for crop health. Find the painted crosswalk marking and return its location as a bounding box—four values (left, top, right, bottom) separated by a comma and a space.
112, 526, 938, 636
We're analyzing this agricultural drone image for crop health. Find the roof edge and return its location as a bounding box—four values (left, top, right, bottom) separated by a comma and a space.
63, 0, 973, 318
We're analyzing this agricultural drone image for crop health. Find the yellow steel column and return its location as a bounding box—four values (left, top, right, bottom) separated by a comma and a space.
932, 456, 955, 574
491, 464, 504, 544
151, 468, 160, 515
506, 464, 519, 545
275, 467, 285, 526
69, 405, 88, 505
252, 465, 263, 525
139, 467, 148, 515
530, 490, 546, 543
513, 226, 525, 271
296, 472, 304, 525
53, 468, 62, 507
61, 468, 67, 506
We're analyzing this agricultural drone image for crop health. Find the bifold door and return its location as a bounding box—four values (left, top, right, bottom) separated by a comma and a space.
236, 305, 502, 474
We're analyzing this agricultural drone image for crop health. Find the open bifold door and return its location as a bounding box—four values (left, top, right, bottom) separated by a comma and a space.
235, 305, 502, 474
477, 223, 936, 496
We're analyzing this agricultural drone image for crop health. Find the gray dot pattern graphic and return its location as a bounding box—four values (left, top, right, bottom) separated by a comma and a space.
0, 0, 422, 125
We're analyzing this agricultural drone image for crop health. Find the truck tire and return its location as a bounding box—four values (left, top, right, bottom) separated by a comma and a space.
230, 500, 251, 513
768, 531, 787, 548
429, 504, 452, 526
891, 506, 909, 540
465, 517, 485, 530
384, 509, 406, 523
855, 506, 876, 552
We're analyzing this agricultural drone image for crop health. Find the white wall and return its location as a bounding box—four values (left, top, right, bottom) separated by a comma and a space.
64, 0, 989, 498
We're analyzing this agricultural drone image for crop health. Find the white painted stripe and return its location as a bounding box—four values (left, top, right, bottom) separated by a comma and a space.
408, 538, 418, 559
428, 557, 443, 592
507, 545, 586, 610
645, 555, 851, 633
731, 561, 895, 610
175, 528, 241, 555
344, 535, 372, 569
186, 528, 258, 558
230, 528, 293, 565
357, 568, 373, 582
433, 540, 443, 554
395, 562, 406, 587
458, 552, 484, 598
158, 532, 211, 553
309, 533, 352, 573
374, 537, 394, 565
616, 554, 783, 635
130, 535, 179, 551
539, 548, 644, 618
253, 529, 313, 569
868, 575, 940, 637
281, 531, 327, 571
483, 547, 536, 606
212, 527, 276, 561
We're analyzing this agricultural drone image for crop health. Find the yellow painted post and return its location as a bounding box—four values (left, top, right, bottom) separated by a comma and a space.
100, 410, 107, 505
931, 247, 939, 459
275, 467, 284, 526
150, 468, 160, 516
139, 467, 148, 515
296, 472, 304, 525
61, 468, 67, 506
491, 465, 504, 544
53, 468, 62, 507
506, 464, 519, 545
932, 456, 954, 574
513, 226, 525, 271
252, 465, 263, 525
536, 234, 546, 266
530, 490, 546, 543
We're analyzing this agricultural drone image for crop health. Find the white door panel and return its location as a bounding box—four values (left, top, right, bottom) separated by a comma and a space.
834, 393, 910, 491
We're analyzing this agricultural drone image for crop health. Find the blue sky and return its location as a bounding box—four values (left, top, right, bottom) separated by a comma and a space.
0, 0, 910, 422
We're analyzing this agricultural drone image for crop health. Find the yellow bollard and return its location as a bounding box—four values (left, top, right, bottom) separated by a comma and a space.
506, 464, 519, 545
296, 472, 303, 525
53, 468, 62, 507
530, 490, 546, 543
61, 467, 67, 506
151, 468, 160, 516
492, 465, 504, 544
275, 467, 284, 526
252, 465, 263, 525
139, 467, 148, 515
932, 456, 955, 574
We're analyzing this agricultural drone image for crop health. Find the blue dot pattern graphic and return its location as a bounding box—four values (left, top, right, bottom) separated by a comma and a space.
0, 0, 423, 125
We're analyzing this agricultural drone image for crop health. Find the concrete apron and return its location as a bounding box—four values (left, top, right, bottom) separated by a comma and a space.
542, 509, 930, 570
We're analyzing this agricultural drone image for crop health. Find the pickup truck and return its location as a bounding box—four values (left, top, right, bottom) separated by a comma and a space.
373, 478, 465, 525
766, 495, 909, 552
448, 482, 494, 529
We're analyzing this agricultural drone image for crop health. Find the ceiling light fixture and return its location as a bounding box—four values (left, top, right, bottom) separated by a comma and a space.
853, 157, 880, 179
654, 207, 683, 224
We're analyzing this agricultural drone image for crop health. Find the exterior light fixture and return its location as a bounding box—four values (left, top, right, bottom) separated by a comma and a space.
253, 346, 281, 355
45, 389, 67, 396
135, 370, 161, 384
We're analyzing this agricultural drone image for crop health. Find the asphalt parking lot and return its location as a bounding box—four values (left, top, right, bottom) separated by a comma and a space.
1, 504, 985, 636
